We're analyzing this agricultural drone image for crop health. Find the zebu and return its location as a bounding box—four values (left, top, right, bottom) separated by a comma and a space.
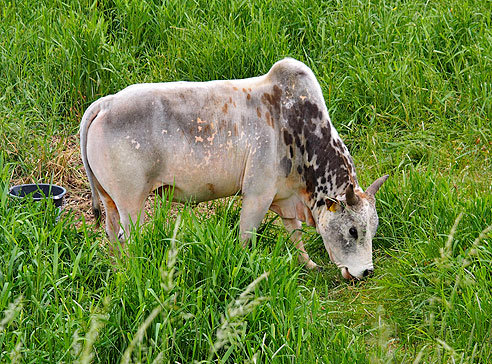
80, 58, 388, 279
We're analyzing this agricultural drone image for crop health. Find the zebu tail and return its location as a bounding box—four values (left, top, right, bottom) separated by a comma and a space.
80, 100, 103, 227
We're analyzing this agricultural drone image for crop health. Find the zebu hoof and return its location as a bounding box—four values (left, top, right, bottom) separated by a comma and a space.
305, 260, 322, 271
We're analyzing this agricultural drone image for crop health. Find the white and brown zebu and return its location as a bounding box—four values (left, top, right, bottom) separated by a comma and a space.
80, 58, 388, 279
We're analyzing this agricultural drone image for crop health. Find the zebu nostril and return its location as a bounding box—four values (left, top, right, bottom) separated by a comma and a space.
362, 269, 373, 277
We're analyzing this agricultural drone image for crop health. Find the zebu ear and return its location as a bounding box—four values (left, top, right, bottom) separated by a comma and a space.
365, 175, 389, 197
345, 183, 360, 207
325, 197, 341, 212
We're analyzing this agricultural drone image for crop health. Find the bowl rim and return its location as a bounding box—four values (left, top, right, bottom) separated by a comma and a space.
8, 183, 67, 200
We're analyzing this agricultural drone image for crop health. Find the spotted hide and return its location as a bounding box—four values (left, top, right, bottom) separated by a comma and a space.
80, 58, 388, 279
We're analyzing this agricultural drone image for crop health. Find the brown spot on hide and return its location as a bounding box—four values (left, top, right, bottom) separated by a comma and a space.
256, 108, 261, 118
247, 93, 251, 100
355, 189, 374, 203
207, 183, 215, 195
280, 156, 292, 177
233, 87, 238, 91
261, 85, 282, 117
222, 103, 228, 114
283, 129, 293, 145
265, 111, 274, 128
306, 208, 316, 227
261, 85, 282, 129
294, 196, 316, 227
202, 123, 211, 134
233, 124, 238, 136
242, 88, 247, 93
295, 203, 307, 222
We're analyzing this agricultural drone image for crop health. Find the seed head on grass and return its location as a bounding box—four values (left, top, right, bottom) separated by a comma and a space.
428, 213, 492, 362
160, 214, 181, 292
0, 296, 24, 364
0, 295, 23, 332
121, 215, 182, 364
71, 329, 82, 359
369, 305, 396, 364
75, 296, 111, 364
120, 305, 164, 364
208, 271, 270, 362
436, 213, 463, 270
9, 340, 22, 364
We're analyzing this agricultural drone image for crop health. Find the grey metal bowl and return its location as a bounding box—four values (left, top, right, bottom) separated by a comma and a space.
9, 183, 67, 208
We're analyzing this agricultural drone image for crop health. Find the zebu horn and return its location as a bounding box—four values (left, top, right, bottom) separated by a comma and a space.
365, 175, 389, 197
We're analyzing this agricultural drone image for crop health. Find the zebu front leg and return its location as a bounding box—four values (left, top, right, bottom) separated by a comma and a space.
282, 218, 319, 270
239, 191, 276, 246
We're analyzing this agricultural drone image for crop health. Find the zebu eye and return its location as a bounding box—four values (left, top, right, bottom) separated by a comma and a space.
349, 227, 358, 239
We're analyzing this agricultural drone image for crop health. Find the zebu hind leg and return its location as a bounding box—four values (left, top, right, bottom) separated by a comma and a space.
112, 191, 148, 256
92, 179, 121, 254
96, 178, 150, 257
98, 188, 120, 243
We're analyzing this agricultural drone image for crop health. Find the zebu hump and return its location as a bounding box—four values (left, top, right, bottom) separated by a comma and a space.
266, 59, 359, 204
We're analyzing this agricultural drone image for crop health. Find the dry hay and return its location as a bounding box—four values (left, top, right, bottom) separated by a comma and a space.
9, 134, 95, 227
8, 134, 235, 231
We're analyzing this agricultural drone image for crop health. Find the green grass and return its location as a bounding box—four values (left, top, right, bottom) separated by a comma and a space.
1, 0, 491, 362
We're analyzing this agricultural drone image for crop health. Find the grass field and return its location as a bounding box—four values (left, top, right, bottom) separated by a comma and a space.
1, 0, 491, 362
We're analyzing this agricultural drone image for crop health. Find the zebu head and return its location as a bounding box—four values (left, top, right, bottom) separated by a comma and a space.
316, 175, 388, 279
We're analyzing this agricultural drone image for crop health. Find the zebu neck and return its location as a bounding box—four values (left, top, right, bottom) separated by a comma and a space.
280, 98, 359, 210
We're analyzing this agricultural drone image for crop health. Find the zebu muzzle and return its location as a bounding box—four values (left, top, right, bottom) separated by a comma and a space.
327, 246, 373, 280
